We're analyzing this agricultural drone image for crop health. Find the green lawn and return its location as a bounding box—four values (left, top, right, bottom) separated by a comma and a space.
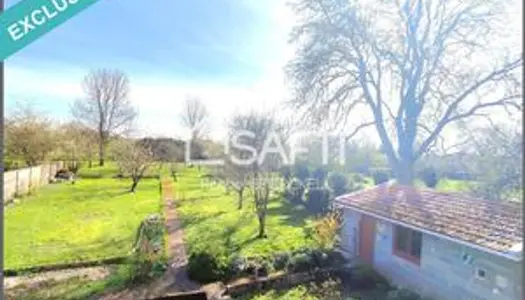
176, 167, 315, 259
5, 177, 161, 270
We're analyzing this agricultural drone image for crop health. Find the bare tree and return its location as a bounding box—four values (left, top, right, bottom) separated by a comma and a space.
180, 96, 209, 160
5, 101, 57, 166
287, 0, 522, 184
468, 124, 522, 201
227, 110, 287, 236
71, 69, 137, 167
214, 159, 250, 209
110, 139, 155, 193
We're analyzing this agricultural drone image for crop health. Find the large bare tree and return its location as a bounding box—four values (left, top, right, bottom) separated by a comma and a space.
71, 69, 137, 166
287, 0, 522, 184
180, 96, 209, 160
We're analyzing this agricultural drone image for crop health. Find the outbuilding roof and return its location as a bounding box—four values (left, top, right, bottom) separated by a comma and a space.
334, 182, 523, 259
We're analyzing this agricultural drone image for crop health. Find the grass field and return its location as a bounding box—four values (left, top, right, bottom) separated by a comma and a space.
5, 177, 161, 270
176, 167, 315, 259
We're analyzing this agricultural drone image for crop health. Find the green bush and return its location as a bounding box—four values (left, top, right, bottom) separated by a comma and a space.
293, 161, 310, 182
188, 251, 230, 283
347, 264, 390, 290
130, 214, 168, 282
327, 172, 348, 196
285, 178, 306, 204
419, 167, 439, 188
387, 287, 425, 300
372, 171, 390, 185
312, 167, 328, 185
305, 187, 331, 214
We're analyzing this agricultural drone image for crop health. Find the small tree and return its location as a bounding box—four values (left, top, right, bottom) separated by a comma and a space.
254, 182, 270, 239
217, 159, 250, 210
5, 101, 57, 166
111, 139, 155, 192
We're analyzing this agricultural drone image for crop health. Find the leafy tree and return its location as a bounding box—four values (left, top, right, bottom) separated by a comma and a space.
287, 0, 521, 185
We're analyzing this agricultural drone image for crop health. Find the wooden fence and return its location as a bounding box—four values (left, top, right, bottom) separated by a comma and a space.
4, 161, 66, 204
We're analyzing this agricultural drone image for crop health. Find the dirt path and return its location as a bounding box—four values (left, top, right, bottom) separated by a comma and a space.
98, 178, 203, 300
4, 266, 112, 290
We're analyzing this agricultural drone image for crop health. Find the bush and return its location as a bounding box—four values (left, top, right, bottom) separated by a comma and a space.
372, 171, 390, 185
327, 172, 348, 196
285, 178, 306, 204
347, 264, 390, 290
312, 167, 328, 185
419, 167, 438, 188
308, 211, 342, 250
130, 214, 167, 282
293, 161, 310, 182
188, 251, 230, 283
305, 187, 331, 214
272, 252, 292, 271
387, 287, 425, 300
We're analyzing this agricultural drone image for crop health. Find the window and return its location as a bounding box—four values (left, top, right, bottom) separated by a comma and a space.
475, 268, 487, 280
393, 225, 422, 264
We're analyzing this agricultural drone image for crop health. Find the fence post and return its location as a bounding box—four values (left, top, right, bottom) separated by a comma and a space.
15, 169, 19, 197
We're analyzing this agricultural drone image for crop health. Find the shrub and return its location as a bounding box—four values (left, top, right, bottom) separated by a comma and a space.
419, 167, 439, 188
372, 171, 390, 185
272, 252, 292, 271
305, 187, 331, 214
347, 264, 390, 290
308, 211, 342, 250
188, 251, 230, 283
130, 214, 167, 282
312, 167, 328, 185
293, 161, 310, 182
285, 178, 306, 204
327, 172, 348, 196
387, 287, 425, 300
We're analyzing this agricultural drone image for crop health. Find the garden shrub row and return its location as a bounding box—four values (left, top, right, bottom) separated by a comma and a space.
187, 247, 347, 284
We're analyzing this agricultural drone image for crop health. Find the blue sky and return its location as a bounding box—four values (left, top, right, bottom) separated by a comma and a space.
5, 0, 295, 138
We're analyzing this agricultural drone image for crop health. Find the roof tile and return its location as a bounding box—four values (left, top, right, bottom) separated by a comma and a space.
334, 183, 523, 254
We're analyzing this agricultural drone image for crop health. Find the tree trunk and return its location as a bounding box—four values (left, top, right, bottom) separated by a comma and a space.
257, 215, 266, 238
237, 189, 244, 210
98, 141, 105, 166
395, 159, 414, 185
130, 180, 139, 193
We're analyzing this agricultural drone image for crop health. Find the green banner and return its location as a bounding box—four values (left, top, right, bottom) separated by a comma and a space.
0, 0, 101, 61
